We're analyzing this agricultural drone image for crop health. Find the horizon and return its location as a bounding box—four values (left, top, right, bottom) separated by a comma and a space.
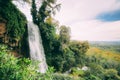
70, 39, 120, 42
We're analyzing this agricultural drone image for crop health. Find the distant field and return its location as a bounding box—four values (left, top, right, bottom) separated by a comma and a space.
86, 47, 120, 62
89, 41, 120, 53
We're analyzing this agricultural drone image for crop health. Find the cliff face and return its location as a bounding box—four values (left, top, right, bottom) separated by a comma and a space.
0, 21, 17, 46
0, 22, 6, 37
0, 17, 6, 42
0, 1, 28, 56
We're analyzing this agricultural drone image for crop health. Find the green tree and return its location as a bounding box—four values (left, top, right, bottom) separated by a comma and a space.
69, 41, 89, 66
31, 0, 37, 24
30, 0, 61, 66
104, 69, 120, 80
62, 48, 75, 72
59, 25, 71, 45
37, 0, 60, 24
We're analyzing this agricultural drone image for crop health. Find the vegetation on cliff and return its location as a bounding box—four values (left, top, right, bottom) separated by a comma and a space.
0, 44, 54, 80
0, 0, 27, 48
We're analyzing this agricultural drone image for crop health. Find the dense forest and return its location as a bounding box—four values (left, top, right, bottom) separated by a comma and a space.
0, 0, 120, 80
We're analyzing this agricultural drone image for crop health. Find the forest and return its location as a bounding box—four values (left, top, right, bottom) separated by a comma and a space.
0, 0, 120, 80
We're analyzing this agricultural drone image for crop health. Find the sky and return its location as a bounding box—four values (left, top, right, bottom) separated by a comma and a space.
55, 0, 120, 41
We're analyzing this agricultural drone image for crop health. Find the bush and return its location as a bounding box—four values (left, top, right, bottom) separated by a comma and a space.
104, 69, 120, 80
70, 67, 85, 77
0, 44, 53, 80
53, 73, 73, 80
0, 45, 39, 80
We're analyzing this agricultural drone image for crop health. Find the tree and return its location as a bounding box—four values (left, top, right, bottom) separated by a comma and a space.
31, 0, 37, 24
59, 25, 71, 45
62, 48, 75, 72
31, 0, 61, 69
69, 41, 89, 66
104, 69, 120, 80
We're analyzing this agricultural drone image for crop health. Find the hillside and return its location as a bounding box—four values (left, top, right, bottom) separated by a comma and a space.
86, 47, 120, 62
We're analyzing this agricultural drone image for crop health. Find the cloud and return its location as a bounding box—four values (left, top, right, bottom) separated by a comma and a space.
55, 0, 120, 41
70, 20, 120, 41
55, 0, 120, 25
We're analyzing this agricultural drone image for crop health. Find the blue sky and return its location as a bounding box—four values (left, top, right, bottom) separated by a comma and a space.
96, 9, 120, 22
55, 0, 120, 41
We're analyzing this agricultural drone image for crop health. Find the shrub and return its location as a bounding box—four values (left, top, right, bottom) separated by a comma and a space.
0, 44, 53, 80
53, 73, 73, 80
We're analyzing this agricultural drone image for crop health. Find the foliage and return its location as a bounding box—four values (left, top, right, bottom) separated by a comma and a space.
20, 24, 29, 57
62, 48, 75, 72
1, 0, 120, 80
70, 67, 85, 77
53, 73, 74, 80
0, 44, 54, 80
31, 0, 37, 24
0, 44, 38, 80
0, 0, 27, 39
59, 25, 71, 45
31, 0, 90, 72
31, 1, 120, 80
84, 46, 120, 79
104, 69, 120, 80
31, 0, 61, 71
86, 47, 120, 62
90, 41, 120, 53
69, 41, 89, 66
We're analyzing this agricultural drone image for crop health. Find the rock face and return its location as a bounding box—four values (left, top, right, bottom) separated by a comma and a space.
0, 23, 6, 37
0, 22, 6, 43
0, 21, 18, 47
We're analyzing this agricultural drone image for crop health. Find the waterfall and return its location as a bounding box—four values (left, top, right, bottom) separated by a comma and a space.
13, 0, 48, 73
28, 22, 47, 73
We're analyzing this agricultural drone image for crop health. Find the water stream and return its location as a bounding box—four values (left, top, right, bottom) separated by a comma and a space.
28, 22, 47, 73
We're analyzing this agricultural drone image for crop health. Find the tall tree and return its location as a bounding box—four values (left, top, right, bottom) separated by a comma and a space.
31, 0, 37, 24
37, 0, 61, 24
59, 25, 71, 44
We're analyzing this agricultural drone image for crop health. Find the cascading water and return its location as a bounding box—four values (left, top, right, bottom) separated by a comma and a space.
13, 0, 48, 73
28, 22, 47, 73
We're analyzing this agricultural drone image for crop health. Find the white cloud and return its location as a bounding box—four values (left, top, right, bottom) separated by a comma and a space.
55, 0, 120, 24
70, 20, 120, 41
55, 0, 120, 41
